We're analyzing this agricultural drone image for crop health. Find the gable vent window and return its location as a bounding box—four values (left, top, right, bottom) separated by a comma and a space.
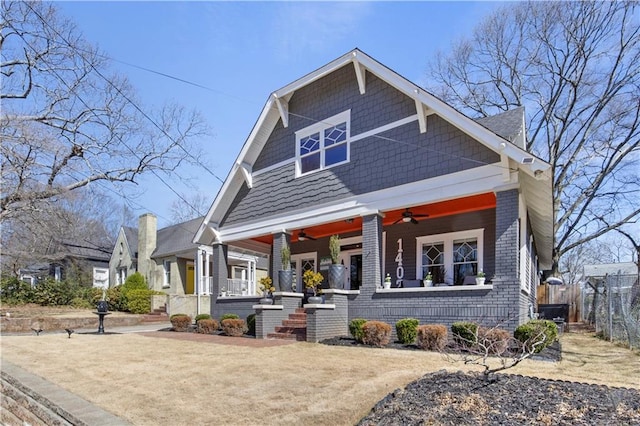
296, 110, 350, 176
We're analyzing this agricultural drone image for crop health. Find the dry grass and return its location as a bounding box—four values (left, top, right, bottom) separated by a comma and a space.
1, 331, 638, 425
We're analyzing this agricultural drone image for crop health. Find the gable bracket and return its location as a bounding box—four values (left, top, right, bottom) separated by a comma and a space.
272, 93, 289, 128
237, 161, 253, 188
414, 90, 428, 134
352, 53, 366, 95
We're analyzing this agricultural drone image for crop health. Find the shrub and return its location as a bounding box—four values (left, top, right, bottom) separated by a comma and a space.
170, 314, 192, 332
221, 318, 247, 337
32, 278, 78, 306
417, 324, 448, 351
246, 313, 256, 336
197, 318, 219, 334
478, 327, 511, 355
362, 321, 392, 347
105, 286, 126, 312
451, 321, 479, 347
70, 297, 93, 309
0, 277, 34, 304
126, 289, 152, 314
195, 314, 212, 323
396, 318, 420, 344
349, 318, 367, 343
220, 313, 240, 322
514, 320, 558, 353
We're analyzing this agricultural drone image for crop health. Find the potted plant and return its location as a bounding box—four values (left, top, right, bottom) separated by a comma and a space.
278, 240, 293, 292
475, 270, 486, 286
383, 273, 392, 289
328, 234, 344, 289
423, 272, 433, 287
259, 277, 275, 304
241, 286, 247, 296
303, 269, 324, 304
220, 286, 227, 297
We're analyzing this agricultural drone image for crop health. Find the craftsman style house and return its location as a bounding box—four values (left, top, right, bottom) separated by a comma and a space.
194, 49, 553, 338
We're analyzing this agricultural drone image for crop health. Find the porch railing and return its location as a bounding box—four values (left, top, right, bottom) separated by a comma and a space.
204, 277, 254, 296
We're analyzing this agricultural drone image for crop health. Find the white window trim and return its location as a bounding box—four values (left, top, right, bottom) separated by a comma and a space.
163, 260, 171, 288
416, 229, 484, 285
295, 110, 351, 177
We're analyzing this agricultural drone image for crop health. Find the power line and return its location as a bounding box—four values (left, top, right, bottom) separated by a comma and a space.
12, 3, 208, 219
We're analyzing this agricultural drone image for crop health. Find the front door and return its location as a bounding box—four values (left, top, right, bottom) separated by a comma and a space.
186, 262, 195, 294
339, 250, 362, 290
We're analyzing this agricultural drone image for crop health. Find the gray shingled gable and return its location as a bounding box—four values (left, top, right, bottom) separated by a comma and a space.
474, 107, 524, 143
152, 217, 203, 258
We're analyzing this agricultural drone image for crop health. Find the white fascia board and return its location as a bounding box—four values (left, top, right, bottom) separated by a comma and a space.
217, 164, 511, 243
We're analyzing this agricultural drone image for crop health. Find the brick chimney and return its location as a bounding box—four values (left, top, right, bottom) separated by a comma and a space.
137, 213, 157, 286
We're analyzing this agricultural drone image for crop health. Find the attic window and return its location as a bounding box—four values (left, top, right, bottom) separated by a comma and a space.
295, 110, 350, 176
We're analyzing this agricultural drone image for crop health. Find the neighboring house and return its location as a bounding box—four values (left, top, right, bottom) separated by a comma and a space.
19, 240, 111, 288
194, 49, 553, 337
109, 213, 268, 316
109, 226, 138, 287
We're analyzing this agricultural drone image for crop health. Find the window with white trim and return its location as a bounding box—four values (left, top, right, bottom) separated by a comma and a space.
295, 110, 350, 176
163, 260, 171, 288
416, 229, 484, 285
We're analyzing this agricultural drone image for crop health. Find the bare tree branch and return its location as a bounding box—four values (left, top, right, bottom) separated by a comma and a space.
428, 1, 640, 273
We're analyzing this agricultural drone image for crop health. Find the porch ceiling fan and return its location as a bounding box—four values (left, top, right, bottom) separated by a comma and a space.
393, 208, 429, 225
297, 229, 317, 241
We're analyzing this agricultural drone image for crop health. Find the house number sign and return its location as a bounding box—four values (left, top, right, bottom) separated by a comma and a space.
395, 238, 404, 286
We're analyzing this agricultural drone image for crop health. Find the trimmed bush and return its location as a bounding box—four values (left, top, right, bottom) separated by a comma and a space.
246, 313, 256, 336
105, 286, 125, 312
451, 321, 479, 347
514, 320, 558, 353
197, 318, 219, 334
221, 318, 247, 337
349, 318, 367, 343
478, 327, 511, 355
220, 313, 240, 323
416, 324, 448, 351
195, 314, 212, 323
170, 314, 192, 332
396, 318, 420, 344
362, 321, 392, 347
126, 289, 152, 314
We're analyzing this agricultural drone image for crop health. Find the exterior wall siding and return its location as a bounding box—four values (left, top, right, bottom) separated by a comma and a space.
222, 67, 499, 226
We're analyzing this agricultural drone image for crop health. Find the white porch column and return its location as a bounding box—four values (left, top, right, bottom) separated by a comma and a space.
196, 249, 204, 295
204, 251, 211, 295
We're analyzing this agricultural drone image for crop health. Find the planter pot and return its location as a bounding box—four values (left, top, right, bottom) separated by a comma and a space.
328, 264, 345, 289
423, 280, 433, 287
383, 281, 391, 289
308, 296, 323, 304
278, 270, 293, 292
259, 297, 273, 305
475, 277, 486, 286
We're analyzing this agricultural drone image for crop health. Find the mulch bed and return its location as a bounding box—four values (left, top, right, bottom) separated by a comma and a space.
320, 336, 639, 425
357, 370, 640, 425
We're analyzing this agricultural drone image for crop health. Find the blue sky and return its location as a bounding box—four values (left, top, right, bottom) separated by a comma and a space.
56, 1, 502, 227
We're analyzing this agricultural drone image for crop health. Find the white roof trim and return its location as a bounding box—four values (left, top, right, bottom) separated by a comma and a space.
196, 48, 553, 248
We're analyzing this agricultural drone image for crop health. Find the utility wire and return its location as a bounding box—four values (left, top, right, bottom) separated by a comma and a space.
13, 4, 208, 219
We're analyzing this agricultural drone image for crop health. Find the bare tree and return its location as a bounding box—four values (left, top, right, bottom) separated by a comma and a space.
1, 188, 116, 276
0, 1, 208, 222
168, 192, 210, 224
428, 1, 640, 274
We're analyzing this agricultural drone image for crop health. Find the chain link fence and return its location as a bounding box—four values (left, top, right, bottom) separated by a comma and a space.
582, 272, 640, 349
